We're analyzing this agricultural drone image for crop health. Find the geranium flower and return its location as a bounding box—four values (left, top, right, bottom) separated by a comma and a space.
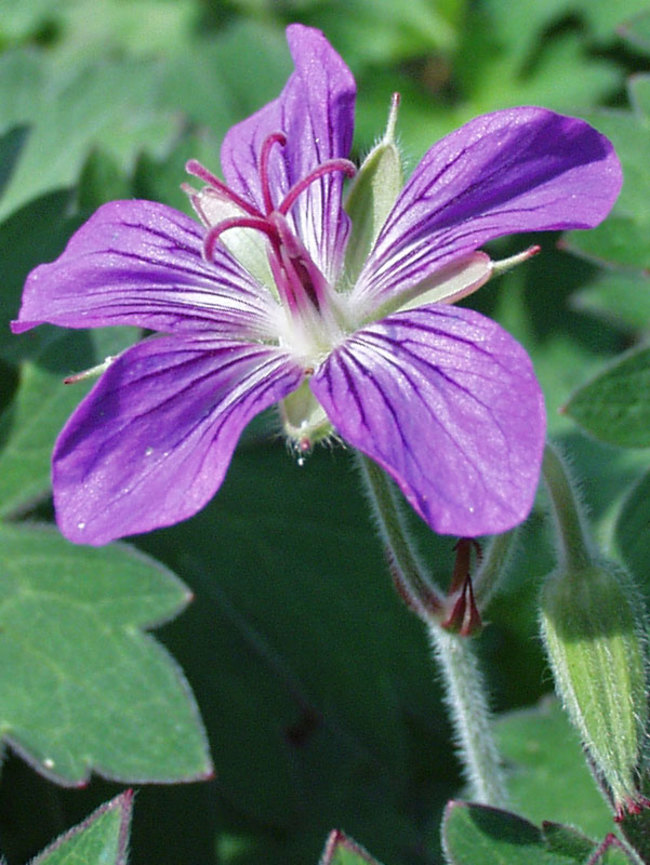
12, 25, 621, 546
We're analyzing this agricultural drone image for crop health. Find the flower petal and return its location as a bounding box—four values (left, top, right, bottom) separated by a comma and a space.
12, 200, 277, 339
220, 24, 356, 282
354, 107, 622, 311
311, 306, 546, 536
53, 336, 304, 545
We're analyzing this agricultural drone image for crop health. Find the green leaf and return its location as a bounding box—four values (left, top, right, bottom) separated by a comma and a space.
30, 792, 132, 865
563, 345, 650, 448
136, 442, 457, 863
51, 0, 200, 64
319, 830, 383, 865
576, 0, 650, 41
441, 801, 583, 864
303, 0, 462, 65
496, 700, 612, 838
0, 524, 212, 784
0, 51, 176, 221
75, 148, 132, 211
0, 0, 56, 43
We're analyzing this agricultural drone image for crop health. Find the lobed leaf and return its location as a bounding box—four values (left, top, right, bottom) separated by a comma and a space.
0, 524, 212, 785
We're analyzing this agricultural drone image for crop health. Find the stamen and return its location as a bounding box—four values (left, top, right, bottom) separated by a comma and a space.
185, 159, 261, 219
278, 159, 357, 216
204, 216, 279, 262
259, 132, 287, 215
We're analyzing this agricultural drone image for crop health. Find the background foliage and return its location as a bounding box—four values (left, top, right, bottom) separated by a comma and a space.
1, 0, 650, 863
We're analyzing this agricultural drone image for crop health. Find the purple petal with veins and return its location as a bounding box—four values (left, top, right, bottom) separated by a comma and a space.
12, 200, 278, 339
353, 107, 622, 311
311, 305, 546, 536
220, 24, 356, 282
53, 337, 303, 545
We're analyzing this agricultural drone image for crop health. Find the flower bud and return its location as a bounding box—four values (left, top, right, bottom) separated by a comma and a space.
540, 560, 649, 819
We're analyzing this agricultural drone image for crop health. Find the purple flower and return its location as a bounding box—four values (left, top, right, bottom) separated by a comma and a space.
12, 25, 621, 546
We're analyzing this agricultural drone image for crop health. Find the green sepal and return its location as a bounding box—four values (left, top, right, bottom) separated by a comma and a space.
343, 94, 403, 284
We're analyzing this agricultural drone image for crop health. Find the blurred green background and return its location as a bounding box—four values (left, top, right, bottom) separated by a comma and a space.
1, 0, 650, 863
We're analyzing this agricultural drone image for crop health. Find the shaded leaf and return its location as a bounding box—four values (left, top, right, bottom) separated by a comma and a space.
136, 442, 456, 862
441, 801, 583, 864
563, 345, 650, 448
0, 191, 76, 362
541, 822, 595, 860
0, 524, 212, 785
31, 791, 132, 865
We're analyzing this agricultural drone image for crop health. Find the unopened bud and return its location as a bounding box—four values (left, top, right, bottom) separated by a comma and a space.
540, 560, 649, 820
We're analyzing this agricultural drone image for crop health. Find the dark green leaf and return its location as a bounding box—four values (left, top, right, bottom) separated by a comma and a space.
563, 345, 650, 448
541, 822, 595, 860
0, 524, 211, 784
0, 191, 75, 361
136, 442, 457, 862
75, 149, 131, 211
442, 801, 580, 864
30, 792, 132, 865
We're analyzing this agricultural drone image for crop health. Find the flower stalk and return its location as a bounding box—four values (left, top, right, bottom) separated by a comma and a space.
357, 453, 508, 807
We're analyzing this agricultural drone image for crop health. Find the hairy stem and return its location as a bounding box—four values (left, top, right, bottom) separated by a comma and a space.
356, 452, 507, 806
429, 625, 508, 806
